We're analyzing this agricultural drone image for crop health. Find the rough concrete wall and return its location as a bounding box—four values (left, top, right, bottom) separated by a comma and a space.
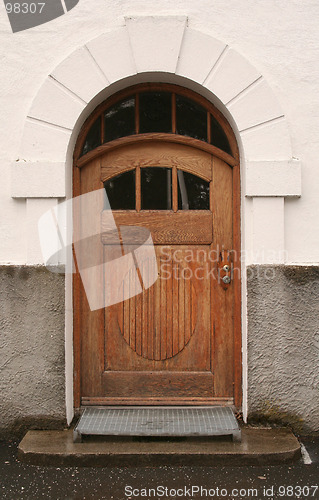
0, 266, 66, 437
247, 265, 319, 434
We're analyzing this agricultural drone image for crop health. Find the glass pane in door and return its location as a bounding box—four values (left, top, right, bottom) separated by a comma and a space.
177, 170, 210, 210
104, 170, 136, 210
141, 167, 172, 210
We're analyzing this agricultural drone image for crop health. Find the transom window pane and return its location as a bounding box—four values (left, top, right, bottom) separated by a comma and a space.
210, 114, 232, 155
141, 167, 172, 210
104, 97, 135, 143
81, 117, 101, 156
178, 171, 210, 210
104, 170, 135, 210
176, 95, 207, 142
139, 92, 172, 133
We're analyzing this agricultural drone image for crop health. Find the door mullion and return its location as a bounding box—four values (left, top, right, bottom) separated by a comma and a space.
172, 166, 178, 212
136, 166, 141, 212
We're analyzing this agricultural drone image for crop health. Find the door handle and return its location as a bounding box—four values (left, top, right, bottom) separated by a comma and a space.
218, 251, 232, 288
222, 265, 231, 284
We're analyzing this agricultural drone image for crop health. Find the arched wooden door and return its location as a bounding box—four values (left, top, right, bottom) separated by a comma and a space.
73, 84, 241, 408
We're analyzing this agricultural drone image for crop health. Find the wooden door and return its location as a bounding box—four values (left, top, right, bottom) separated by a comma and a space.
75, 142, 240, 406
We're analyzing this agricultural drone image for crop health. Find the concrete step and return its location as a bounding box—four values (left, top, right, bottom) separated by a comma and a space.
18, 427, 301, 467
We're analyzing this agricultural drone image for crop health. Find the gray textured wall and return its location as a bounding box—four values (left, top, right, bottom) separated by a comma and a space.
1, 264, 319, 436
247, 265, 319, 434
0, 266, 66, 437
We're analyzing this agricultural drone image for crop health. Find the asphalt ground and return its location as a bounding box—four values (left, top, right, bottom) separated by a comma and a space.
1, 437, 319, 500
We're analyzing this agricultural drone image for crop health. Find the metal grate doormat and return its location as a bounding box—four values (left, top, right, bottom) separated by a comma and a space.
73, 406, 241, 442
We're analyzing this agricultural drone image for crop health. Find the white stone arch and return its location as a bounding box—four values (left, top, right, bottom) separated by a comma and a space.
14, 15, 301, 189
12, 16, 301, 422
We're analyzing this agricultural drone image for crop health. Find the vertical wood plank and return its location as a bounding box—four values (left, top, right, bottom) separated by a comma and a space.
160, 253, 168, 360
172, 259, 179, 356
129, 270, 136, 350
77, 157, 104, 398
166, 253, 173, 359
212, 157, 234, 397
184, 269, 191, 345
154, 270, 161, 361
191, 278, 197, 335
72, 165, 81, 408
142, 259, 149, 359
148, 266, 154, 360
178, 264, 185, 352
232, 163, 242, 407
123, 267, 130, 345
135, 285, 142, 357
212, 157, 233, 249
117, 281, 124, 334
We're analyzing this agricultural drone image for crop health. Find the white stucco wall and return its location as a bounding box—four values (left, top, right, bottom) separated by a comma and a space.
0, 0, 318, 265
1, 0, 318, 264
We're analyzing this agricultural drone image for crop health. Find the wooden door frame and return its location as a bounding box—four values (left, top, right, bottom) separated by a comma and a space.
72, 84, 242, 410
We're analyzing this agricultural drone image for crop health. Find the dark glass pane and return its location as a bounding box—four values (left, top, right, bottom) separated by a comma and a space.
210, 114, 232, 155
81, 117, 101, 156
139, 92, 172, 133
104, 170, 135, 210
178, 171, 210, 210
141, 167, 172, 210
104, 97, 135, 143
176, 95, 207, 142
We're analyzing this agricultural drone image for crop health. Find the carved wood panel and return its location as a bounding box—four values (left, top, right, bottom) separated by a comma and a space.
117, 258, 197, 360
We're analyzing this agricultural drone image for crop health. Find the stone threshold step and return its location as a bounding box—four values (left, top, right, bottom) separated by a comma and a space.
18, 427, 301, 467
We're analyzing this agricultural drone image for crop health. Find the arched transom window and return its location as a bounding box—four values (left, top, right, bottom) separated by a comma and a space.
75, 84, 238, 168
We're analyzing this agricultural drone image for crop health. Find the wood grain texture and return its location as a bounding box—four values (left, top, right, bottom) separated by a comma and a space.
76, 158, 105, 398
78, 134, 236, 169
101, 372, 214, 398
212, 157, 233, 248
101, 211, 213, 245
105, 246, 210, 373
74, 138, 241, 409
100, 142, 212, 181
72, 166, 81, 408
117, 259, 198, 361
232, 163, 242, 407
211, 157, 234, 397
82, 397, 234, 406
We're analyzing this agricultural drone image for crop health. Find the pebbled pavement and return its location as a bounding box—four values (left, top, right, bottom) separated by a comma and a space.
1, 437, 319, 500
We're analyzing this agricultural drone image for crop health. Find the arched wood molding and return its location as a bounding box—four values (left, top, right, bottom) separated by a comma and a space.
12, 15, 301, 198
